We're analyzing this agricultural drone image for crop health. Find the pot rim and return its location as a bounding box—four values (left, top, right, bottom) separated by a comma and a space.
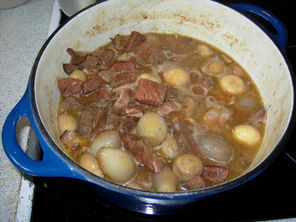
29, 0, 296, 199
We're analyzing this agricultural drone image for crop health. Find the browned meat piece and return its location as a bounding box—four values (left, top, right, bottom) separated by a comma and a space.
125, 107, 143, 118
111, 61, 136, 73
134, 79, 167, 106
82, 75, 105, 94
158, 101, 182, 115
79, 87, 110, 105
109, 72, 135, 88
79, 55, 98, 71
60, 97, 83, 111
120, 118, 138, 133
198, 76, 215, 91
91, 104, 120, 137
182, 175, 206, 190
188, 176, 207, 190
60, 130, 80, 149
202, 165, 229, 183
63, 64, 79, 74
78, 108, 98, 138
124, 31, 166, 64
113, 89, 131, 110
134, 39, 167, 64
111, 34, 124, 50
66, 48, 86, 65
122, 134, 164, 173
203, 108, 232, 128
124, 31, 147, 52
95, 87, 110, 102
97, 70, 113, 83
147, 50, 167, 65
249, 107, 267, 126
57, 78, 83, 97
144, 154, 165, 174
97, 48, 116, 69
173, 121, 199, 154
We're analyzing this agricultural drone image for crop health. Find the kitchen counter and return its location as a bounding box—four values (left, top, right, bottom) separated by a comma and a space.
0, 0, 54, 221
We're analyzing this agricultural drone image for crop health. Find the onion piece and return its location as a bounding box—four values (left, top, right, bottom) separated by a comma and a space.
152, 167, 178, 192
237, 97, 258, 108
196, 134, 233, 165
90, 130, 122, 156
160, 134, 181, 159
79, 152, 104, 177
97, 147, 136, 183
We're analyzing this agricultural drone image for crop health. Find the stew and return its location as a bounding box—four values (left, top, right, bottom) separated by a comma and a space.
56, 31, 266, 192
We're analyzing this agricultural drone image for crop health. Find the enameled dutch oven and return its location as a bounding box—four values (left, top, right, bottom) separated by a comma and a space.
2, 0, 295, 214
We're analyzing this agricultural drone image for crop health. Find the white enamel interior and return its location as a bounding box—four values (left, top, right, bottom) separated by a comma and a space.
35, 0, 293, 179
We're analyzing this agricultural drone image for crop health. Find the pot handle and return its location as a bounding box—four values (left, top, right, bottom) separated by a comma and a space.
2, 88, 77, 178
230, 3, 288, 50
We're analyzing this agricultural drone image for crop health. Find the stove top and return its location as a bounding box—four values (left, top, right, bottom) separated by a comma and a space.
30, 1, 296, 221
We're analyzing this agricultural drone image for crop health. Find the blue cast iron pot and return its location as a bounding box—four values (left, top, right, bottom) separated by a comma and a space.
2, 0, 295, 215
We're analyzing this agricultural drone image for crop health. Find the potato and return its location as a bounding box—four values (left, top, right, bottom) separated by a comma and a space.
152, 167, 178, 192
69, 70, 87, 81
136, 112, 168, 146
196, 44, 213, 58
90, 130, 122, 156
79, 152, 104, 177
233, 124, 261, 146
173, 154, 203, 181
163, 68, 189, 88
219, 74, 245, 95
58, 114, 77, 134
136, 73, 161, 83
97, 147, 136, 183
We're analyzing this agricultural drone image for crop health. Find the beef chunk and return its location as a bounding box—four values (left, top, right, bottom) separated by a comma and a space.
124, 31, 147, 52
78, 108, 98, 138
124, 31, 166, 64
91, 104, 120, 137
111, 61, 136, 73
198, 76, 215, 91
97, 48, 116, 69
134, 79, 166, 106
125, 107, 143, 118
120, 118, 138, 133
187, 176, 206, 190
60, 130, 80, 149
173, 121, 199, 154
158, 101, 182, 115
122, 134, 164, 173
57, 78, 83, 97
249, 107, 267, 126
66, 48, 86, 65
113, 89, 131, 110
79, 55, 98, 71
60, 97, 83, 111
79, 87, 110, 105
109, 72, 135, 88
179, 175, 206, 190
82, 75, 105, 94
134, 39, 167, 64
202, 166, 229, 183
63, 64, 79, 74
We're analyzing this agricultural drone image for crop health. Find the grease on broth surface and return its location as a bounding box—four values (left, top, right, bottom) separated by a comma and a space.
56, 31, 266, 192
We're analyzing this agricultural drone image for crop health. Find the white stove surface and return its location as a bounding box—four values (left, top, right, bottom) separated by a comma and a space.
15, 1, 61, 221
